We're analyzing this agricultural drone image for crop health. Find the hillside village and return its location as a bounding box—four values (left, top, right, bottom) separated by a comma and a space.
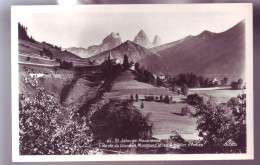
18, 21, 246, 155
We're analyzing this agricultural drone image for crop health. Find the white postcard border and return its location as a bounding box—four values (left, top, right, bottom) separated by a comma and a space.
11, 4, 254, 162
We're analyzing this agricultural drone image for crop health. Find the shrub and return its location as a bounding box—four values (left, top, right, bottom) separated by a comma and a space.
187, 94, 204, 106
141, 102, 144, 108
164, 95, 170, 104
191, 94, 246, 153
151, 96, 154, 101
156, 76, 164, 87
92, 100, 153, 139
135, 94, 139, 102
59, 60, 73, 69
221, 77, 228, 86
42, 47, 53, 58
160, 95, 163, 102
130, 94, 134, 102
231, 79, 244, 90
19, 72, 99, 155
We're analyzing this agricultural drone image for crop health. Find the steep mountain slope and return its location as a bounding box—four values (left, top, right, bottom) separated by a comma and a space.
150, 35, 193, 53
133, 30, 153, 48
65, 47, 89, 59
152, 35, 162, 47
133, 30, 162, 48
88, 40, 160, 64
140, 20, 245, 81
66, 32, 122, 58
19, 39, 83, 60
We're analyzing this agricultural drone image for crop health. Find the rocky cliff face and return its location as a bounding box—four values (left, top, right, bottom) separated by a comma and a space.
152, 35, 162, 47
133, 30, 161, 48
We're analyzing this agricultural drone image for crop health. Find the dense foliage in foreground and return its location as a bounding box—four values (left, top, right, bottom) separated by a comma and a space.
19, 68, 153, 155
92, 100, 153, 141
19, 71, 102, 155
191, 93, 246, 153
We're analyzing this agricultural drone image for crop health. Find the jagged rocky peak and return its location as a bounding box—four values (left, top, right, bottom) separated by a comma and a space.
110, 32, 120, 38
125, 40, 132, 44
137, 30, 147, 37
135, 30, 149, 41
102, 32, 122, 49
152, 35, 162, 46
133, 30, 152, 48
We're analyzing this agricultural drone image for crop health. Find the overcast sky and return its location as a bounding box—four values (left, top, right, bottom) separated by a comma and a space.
14, 4, 251, 48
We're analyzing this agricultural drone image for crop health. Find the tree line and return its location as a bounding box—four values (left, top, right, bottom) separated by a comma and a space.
18, 22, 35, 42
39, 47, 53, 59
168, 73, 225, 88
134, 62, 156, 85
42, 41, 62, 51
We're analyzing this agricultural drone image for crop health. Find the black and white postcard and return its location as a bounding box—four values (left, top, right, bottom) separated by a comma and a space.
11, 4, 253, 161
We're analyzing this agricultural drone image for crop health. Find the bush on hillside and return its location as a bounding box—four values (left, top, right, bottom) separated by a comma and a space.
135, 94, 139, 102
92, 100, 153, 140
191, 94, 246, 153
141, 102, 144, 108
19, 71, 100, 155
59, 60, 73, 69
163, 95, 170, 104
231, 79, 244, 90
187, 94, 204, 106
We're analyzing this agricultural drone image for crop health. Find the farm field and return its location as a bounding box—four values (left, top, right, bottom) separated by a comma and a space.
103, 71, 183, 100
103, 71, 199, 140
103, 71, 245, 140
134, 101, 200, 140
189, 87, 245, 103
19, 39, 90, 67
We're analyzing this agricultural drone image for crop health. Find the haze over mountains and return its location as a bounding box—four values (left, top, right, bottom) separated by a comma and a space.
87, 20, 245, 80
133, 30, 162, 48
88, 40, 160, 64
66, 30, 161, 58
66, 32, 122, 58
140, 20, 245, 80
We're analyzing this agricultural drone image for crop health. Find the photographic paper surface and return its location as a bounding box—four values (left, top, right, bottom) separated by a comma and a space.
11, 4, 253, 161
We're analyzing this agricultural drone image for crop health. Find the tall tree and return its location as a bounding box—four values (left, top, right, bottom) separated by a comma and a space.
123, 54, 130, 70
156, 76, 164, 87
135, 62, 140, 71
135, 94, 139, 102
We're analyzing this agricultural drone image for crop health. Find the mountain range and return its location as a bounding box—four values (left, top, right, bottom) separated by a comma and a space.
66, 30, 161, 58
65, 20, 245, 81
66, 32, 122, 58
88, 40, 160, 64
88, 20, 245, 81
133, 30, 162, 48
140, 20, 245, 80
